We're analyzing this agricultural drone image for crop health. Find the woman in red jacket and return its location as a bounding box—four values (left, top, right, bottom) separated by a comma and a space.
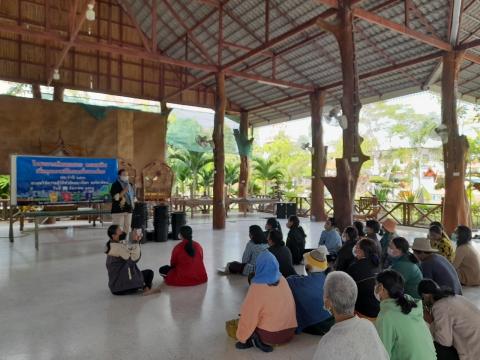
159, 226, 208, 286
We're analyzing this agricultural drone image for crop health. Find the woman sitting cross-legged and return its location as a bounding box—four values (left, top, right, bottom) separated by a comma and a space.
221, 225, 268, 276
375, 269, 436, 360
312, 271, 389, 360
287, 246, 335, 335
418, 279, 480, 360
268, 229, 297, 278
105, 225, 155, 295
318, 217, 342, 255
159, 225, 208, 286
452, 225, 480, 286
388, 237, 423, 299
285, 215, 307, 265
235, 251, 297, 353
347, 238, 381, 320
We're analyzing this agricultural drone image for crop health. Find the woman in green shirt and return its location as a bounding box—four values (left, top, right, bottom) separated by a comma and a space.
388, 237, 423, 299
375, 269, 436, 360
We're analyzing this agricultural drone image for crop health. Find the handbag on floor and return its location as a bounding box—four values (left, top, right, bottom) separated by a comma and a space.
225, 318, 239, 339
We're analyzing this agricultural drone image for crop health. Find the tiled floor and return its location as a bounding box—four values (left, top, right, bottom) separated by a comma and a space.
0, 214, 479, 360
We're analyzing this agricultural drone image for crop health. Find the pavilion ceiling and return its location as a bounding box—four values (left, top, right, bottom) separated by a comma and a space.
0, 0, 478, 126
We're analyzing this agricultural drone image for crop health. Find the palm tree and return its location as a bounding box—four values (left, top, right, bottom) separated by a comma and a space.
253, 157, 283, 195
225, 163, 240, 195
198, 167, 214, 197
171, 163, 190, 196
169, 148, 213, 198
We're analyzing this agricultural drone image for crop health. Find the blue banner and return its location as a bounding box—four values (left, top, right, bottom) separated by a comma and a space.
12, 155, 118, 205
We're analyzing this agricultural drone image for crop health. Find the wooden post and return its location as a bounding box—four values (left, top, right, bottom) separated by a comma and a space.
32, 83, 42, 99
53, 85, 64, 101
213, 71, 226, 229
160, 100, 172, 161
441, 50, 471, 234
310, 89, 327, 222
318, 0, 369, 231
238, 110, 249, 212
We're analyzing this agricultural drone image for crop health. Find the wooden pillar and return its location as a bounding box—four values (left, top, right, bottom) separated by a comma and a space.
160, 100, 172, 161
53, 85, 64, 102
318, 0, 369, 231
213, 72, 226, 229
32, 84, 41, 99
238, 110, 249, 212
310, 89, 327, 222
441, 50, 471, 234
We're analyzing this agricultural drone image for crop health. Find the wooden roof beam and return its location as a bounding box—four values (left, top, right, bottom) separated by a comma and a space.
423, 0, 463, 89
162, 0, 215, 65
116, 0, 152, 52
247, 51, 444, 112
47, 0, 92, 85
351, 8, 452, 51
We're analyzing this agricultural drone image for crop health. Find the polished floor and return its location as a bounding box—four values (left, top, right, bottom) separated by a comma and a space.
1, 214, 479, 360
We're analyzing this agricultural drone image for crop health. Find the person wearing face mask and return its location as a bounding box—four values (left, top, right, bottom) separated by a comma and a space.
335, 226, 359, 272
452, 225, 480, 286
418, 279, 480, 360
105, 225, 155, 295
374, 270, 436, 360
346, 238, 381, 320
110, 169, 135, 236
264, 217, 282, 237
318, 217, 342, 255
287, 246, 335, 335
388, 237, 423, 299
312, 271, 389, 360
285, 215, 306, 265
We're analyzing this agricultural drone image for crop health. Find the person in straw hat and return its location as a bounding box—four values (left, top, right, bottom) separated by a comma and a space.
287, 246, 335, 335
411, 237, 462, 295
380, 218, 398, 268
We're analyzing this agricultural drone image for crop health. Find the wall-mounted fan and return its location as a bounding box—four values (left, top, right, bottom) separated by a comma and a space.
324, 106, 348, 129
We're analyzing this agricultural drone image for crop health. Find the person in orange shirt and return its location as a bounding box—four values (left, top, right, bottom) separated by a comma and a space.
235, 251, 297, 353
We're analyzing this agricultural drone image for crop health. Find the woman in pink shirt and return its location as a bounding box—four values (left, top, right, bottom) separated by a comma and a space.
235, 251, 297, 353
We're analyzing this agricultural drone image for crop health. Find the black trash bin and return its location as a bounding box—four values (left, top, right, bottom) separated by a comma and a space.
153, 204, 169, 242
276, 202, 297, 219
276, 203, 287, 219
170, 212, 187, 240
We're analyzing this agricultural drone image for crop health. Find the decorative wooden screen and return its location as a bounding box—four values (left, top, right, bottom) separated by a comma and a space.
142, 161, 174, 202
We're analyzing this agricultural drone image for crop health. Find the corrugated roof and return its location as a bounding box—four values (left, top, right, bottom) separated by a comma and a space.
118, 0, 480, 125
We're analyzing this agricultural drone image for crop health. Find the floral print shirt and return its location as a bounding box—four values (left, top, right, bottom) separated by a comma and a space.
431, 235, 455, 263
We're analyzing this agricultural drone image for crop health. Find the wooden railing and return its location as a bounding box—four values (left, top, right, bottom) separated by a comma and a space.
288, 196, 444, 228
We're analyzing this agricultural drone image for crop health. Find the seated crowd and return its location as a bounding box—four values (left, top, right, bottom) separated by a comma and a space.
104, 215, 480, 359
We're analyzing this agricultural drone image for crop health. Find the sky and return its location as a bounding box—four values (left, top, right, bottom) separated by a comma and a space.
254, 91, 478, 149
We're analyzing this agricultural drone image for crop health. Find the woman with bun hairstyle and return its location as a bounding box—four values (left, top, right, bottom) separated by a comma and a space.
388, 237, 423, 299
